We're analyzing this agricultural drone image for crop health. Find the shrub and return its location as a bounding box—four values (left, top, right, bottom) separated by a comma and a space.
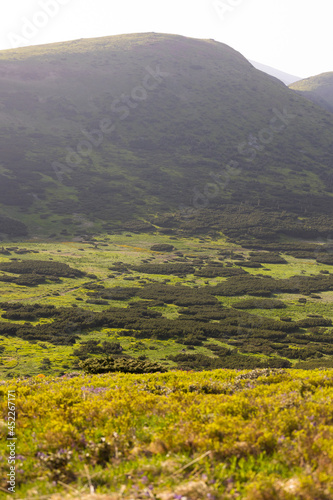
0, 260, 85, 278
234, 261, 263, 268
79, 356, 167, 374
249, 252, 287, 264
194, 267, 248, 278
73, 341, 124, 359
150, 244, 175, 252
297, 318, 332, 328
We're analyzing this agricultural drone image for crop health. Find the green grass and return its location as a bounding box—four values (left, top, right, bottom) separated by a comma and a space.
2, 368, 333, 498
1, 233, 333, 378
290, 71, 333, 113
0, 233, 333, 498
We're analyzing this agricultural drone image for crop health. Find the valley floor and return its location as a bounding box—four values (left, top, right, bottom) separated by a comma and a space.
1, 233, 333, 498
1, 232, 333, 378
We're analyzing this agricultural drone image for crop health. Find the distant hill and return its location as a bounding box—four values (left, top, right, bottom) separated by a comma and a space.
250, 61, 301, 85
0, 33, 333, 239
290, 72, 333, 113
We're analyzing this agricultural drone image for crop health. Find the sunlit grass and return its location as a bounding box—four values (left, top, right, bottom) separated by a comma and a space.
1, 368, 333, 498
1, 234, 333, 378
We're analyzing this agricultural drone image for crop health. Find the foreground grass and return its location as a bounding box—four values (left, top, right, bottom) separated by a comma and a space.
1, 369, 333, 499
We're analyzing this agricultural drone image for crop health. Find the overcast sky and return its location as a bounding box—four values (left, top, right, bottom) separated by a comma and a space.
1, 0, 332, 78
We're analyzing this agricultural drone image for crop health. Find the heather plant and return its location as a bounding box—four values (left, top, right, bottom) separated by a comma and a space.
1, 369, 333, 498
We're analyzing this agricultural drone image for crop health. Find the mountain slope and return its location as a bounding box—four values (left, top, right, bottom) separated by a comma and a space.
250, 60, 301, 85
0, 33, 333, 239
289, 72, 333, 113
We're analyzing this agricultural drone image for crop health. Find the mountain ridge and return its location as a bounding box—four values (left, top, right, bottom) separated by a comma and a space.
250, 60, 301, 85
290, 72, 333, 113
0, 32, 332, 241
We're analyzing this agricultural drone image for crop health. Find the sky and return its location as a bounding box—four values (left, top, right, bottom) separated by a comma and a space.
0, 0, 332, 79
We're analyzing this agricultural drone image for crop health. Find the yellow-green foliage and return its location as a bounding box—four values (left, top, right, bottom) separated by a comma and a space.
1, 369, 333, 499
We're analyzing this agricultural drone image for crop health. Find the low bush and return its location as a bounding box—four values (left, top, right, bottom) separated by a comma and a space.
0, 260, 85, 278
232, 298, 287, 309
79, 356, 167, 374
150, 244, 175, 252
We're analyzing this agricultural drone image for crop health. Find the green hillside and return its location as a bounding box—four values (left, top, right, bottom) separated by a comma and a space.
2, 34, 333, 500
290, 72, 333, 113
0, 33, 333, 241
1, 32, 333, 379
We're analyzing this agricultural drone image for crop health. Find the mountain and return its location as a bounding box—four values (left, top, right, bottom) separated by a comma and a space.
0, 33, 333, 241
250, 60, 301, 85
289, 72, 333, 113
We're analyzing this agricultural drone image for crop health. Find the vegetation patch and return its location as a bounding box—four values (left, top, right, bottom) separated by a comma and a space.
0, 260, 85, 278
232, 298, 287, 309
2, 369, 333, 498
150, 244, 175, 252
79, 356, 167, 374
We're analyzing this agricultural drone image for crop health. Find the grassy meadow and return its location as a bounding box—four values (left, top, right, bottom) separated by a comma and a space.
1, 32, 333, 500
1, 233, 333, 378
1, 232, 333, 499
1, 368, 333, 499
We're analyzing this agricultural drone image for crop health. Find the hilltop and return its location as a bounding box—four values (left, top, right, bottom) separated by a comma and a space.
290, 71, 333, 113
0, 33, 333, 241
1, 35, 333, 499
1, 33, 333, 380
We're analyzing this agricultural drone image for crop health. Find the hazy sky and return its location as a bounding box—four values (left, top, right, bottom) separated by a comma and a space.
1, 0, 332, 78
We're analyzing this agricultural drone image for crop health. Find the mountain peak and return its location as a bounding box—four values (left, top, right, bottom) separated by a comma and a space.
289, 72, 333, 113
0, 33, 332, 239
